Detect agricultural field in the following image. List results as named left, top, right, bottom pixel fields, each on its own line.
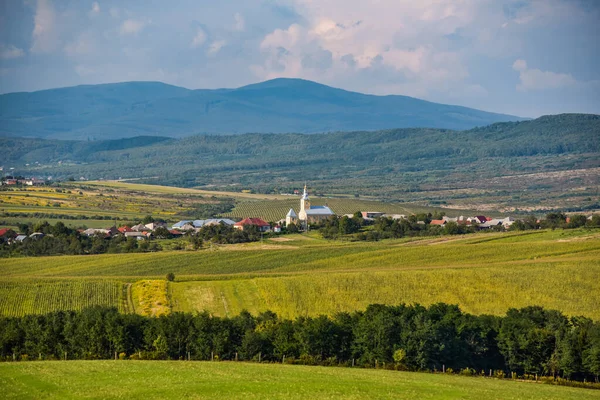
left=0, top=181, right=470, bottom=229
left=1, top=229, right=599, bottom=319
left=0, top=280, right=126, bottom=316
left=224, top=198, right=415, bottom=222
left=85, top=180, right=463, bottom=222
left=0, top=360, right=597, bottom=400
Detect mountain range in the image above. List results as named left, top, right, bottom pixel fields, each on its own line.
left=0, top=78, right=527, bottom=140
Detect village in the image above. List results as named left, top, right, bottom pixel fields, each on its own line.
left=4, top=183, right=585, bottom=249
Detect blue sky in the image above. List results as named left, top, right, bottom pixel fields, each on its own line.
left=0, top=0, right=598, bottom=117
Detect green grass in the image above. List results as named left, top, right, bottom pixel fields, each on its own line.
left=0, top=361, right=597, bottom=400
left=1, top=229, right=600, bottom=319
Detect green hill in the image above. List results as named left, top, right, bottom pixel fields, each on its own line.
left=1, top=114, right=598, bottom=209
left=0, top=78, right=526, bottom=140
left=0, top=361, right=595, bottom=400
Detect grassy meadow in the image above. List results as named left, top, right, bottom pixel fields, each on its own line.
left=0, top=360, right=598, bottom=400
left=1, top=229, right=599, bottom=319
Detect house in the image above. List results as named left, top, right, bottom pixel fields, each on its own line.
left=501, top=217, right=515, bottom=228
left=203, top=218, right=235, bottom=227
left=28, top=232, right=45, bottom=240
left=171, top=220, right=192, bottom=230
left=118, top=226, right=133, bottom=234
left=430, top=219, right=446, bottom=226
left=24, top=178, right=45, bottom=186
left=473, top=216, right=488, bottom=224
left=169, top=230, right=183, bottom=237
left=384, top=214, right=406, bottom=220
left=287, top=185, right=335, bottom=227
left=144, top=222, right=166, bottom=231
left=479, top=219, right=503, bottom=229
left=83, top=228, right=112, bottom=237
left=14, top=234, right=27, bottom=243
left=361, top=211, right=385, bottom=219
left=131, top=224, right=147, bottom=232
left=124, top=231, right=147, bottom=240
left=234, top=218, right=271, bottom=232
left=273, top=225, right=282, bottom=233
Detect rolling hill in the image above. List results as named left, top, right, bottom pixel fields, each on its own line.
left=0, top=78, right=526, bottom=140
left=1, top=114, right=598, bottom=210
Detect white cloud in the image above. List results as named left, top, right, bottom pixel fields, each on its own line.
left=191, top=28, right=207, bottom=48
left=91, top=2, right=100, bottom=14
left=30, top=0, right=58, bottom=53
left=233, top=13, right=245, bottom=31
left=255, top=1, right=476, bottom=97
left=208, top=40, right=226, bottom=55
left=513, top=59, right=577, bottom=91
left=64, top=33, right=93, bottom=57
left=0, top=45, right=25, bottom=59
left=119, top=19, right=147, bottom=36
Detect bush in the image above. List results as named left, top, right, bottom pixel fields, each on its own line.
left=166, top=273, right=175, bottom=282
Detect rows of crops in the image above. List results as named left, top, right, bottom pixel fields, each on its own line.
left=170, top=259, right=600, bottom=320
left=2, top=231, right=599, bottom=279
left=222, top=198, right=416, bottom=222
left=0, top=280, right=125, bottom=317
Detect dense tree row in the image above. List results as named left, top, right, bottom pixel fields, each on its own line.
left=315, top=212, right=600, bottom=241
left=1, top=304, right=599, bottom=382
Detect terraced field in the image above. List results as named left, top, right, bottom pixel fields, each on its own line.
left=1, top=229, right=599, bottom=319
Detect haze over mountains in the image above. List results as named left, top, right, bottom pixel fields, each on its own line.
left=0, top=78, right=527, bottom=140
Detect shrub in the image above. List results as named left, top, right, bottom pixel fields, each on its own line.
left=166, top=272, right=175, bottom=282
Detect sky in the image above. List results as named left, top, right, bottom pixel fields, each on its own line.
left=0, top=0, right=599, bottom=117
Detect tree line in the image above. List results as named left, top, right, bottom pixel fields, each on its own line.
left=1, top=303, right=599, bottom=382
left=314, top=212, right=600, bottom=241
left=0, top=221, right=267, bottom=257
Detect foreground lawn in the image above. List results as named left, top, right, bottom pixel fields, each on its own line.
left=0, top=361, right=597, bottom=400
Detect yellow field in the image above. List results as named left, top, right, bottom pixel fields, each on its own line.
left=1, top=229, right=599, bottom=319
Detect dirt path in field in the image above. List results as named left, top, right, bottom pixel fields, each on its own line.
left=125, top=283, right=135, bottom=314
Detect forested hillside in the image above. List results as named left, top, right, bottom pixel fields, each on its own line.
left=0, top=78, right=525, bottom=139
left=1, top=114, right=599, bottom=210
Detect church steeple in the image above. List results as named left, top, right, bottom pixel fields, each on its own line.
left=300, top=184, right=310, bottom=212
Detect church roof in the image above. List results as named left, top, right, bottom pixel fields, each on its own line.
left=286, top=208, right=297, bottom=217
left=306, top=205, right=334, bottom=215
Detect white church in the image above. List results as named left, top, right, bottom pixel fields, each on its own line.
left=286, top=185, right=335, bottom=227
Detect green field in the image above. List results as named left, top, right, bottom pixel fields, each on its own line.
left=0, top=361, right=597, bottom=400
left=0, top=280, right=126, bottom=316
left=1, top=229, right=599, bottom=319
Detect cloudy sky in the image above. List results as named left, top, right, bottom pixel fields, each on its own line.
left=0, top=0, right=598, bottom=117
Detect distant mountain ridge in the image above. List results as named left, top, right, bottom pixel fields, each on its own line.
left=0, top=79, right=527, bottom=140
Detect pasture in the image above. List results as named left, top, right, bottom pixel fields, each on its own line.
left=0, top=360, right=597, bottom=400
left=1, top=229, right=599, bottom=319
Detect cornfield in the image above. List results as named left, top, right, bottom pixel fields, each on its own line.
left=0, top=280, right=125, bottom=317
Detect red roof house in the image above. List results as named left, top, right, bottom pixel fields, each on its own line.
left=118, top=226, right=133, bottom=233
left=430, top=220, right=446, bottom=226
left=234, top=218, right=271, bottom=232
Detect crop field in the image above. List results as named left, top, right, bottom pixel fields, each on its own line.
left=0, top=360, right=597, bottom=400
left=82, top=180, right=471, bottom=221
left=0, top=280, right=125, bottom=317
left=223, top=198, right=414, bottom=222
left=1, top=229, right=599, bottom=319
